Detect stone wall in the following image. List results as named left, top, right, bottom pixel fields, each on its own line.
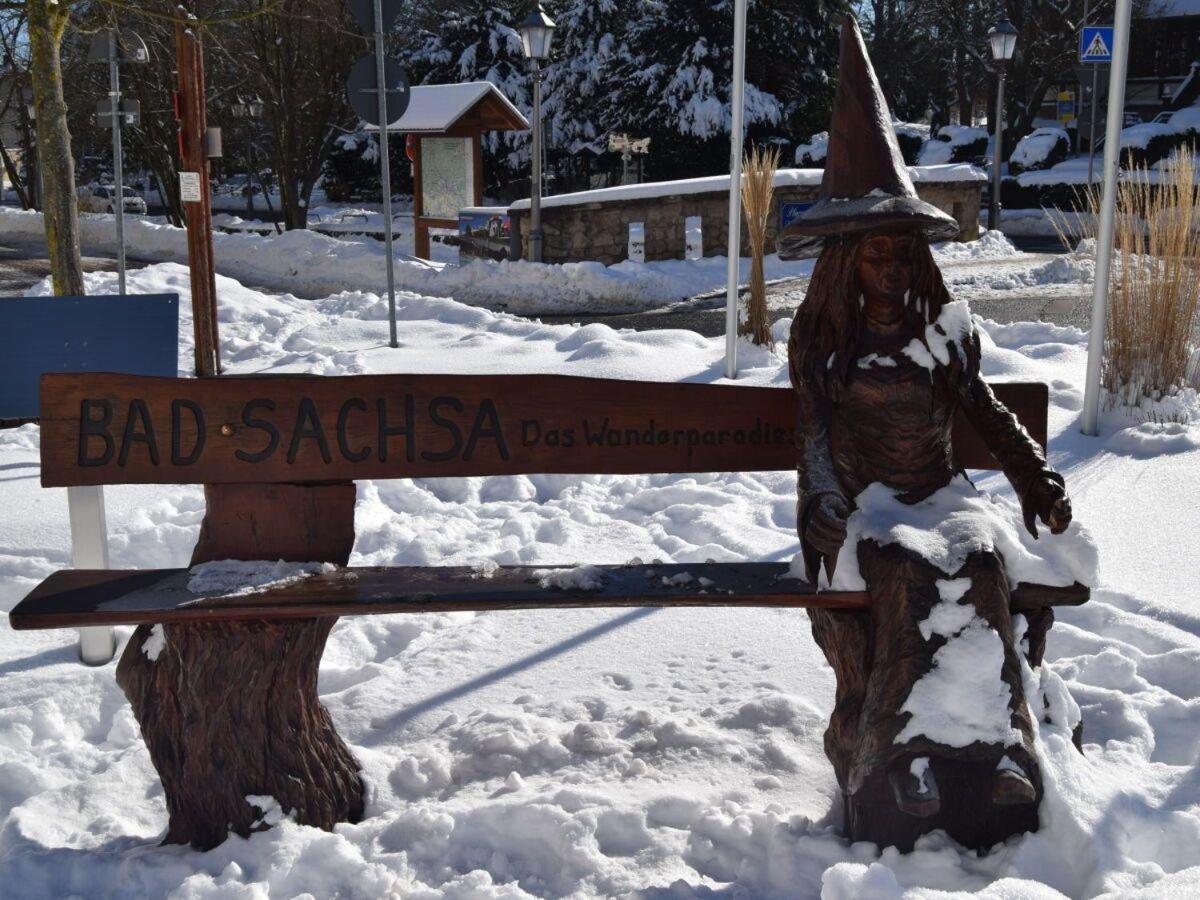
left=509, top=176, right=983, bottom=265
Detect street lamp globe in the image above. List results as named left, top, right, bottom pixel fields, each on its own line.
left=247, top=96, right=265, bottom=119
left=517, top=5, right=557, bottom=62
left=230, top=97, right=247, bottom=119
left=988, top=19, right=1018, bottom=62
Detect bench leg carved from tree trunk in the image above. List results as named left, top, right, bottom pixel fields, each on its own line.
left=115, top=482, right=365, bottom=850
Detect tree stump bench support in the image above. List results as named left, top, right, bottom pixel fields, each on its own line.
left=11, top=372, right=1088, bottom=850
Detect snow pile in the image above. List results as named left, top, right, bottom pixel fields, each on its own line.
left=2, top=207, right=819, bottom=313
left=186, top=560, right=337, bottom=595
left=0, top=264, right=1197, bottom=897
left=930, top=228, right=1019, bottom=262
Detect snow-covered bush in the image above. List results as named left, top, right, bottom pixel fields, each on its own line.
left=917, top=125, right=988, bottom=165
left=1009, top=128, right=1070, bottom=174
left=892, top=121, right=929, bottom=166
left=1119, top=122, right=1188, bottom=168
left=1167, top=105, right=1200, bottom=138
left=794, top=132, right=828, bottom=167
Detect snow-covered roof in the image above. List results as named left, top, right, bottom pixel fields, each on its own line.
left=370, top=82, right=529, bottom=134
left=510, top=165, right=984, bottom=211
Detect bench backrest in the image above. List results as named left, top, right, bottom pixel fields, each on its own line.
left=38, top=372, right=1047, bottom=487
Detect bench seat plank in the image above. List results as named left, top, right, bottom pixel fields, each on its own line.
left=9, top=563, right=1089, bottom=630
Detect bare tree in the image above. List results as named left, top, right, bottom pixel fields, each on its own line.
left=22, top=0, right=84, bottom=295
left=214, top=0, right=361, bottom=229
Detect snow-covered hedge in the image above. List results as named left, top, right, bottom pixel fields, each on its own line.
left=1009, top=128, right=1071, bottom=174
left=1118, top=122, right=1188, bottom=168
left=794, top=122, right=928, bottom=168
left=918, top=126, right=988, bottom=166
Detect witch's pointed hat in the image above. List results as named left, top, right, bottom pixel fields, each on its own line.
left=779, top=15, right=958, bottom=257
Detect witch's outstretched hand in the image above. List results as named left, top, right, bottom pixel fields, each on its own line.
left=1023, top=472, right=1072, bottom=538
left=808, top=493, right=851, bottom=557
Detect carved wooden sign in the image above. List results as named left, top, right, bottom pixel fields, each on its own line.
left=38, top=373, right=1046, bottom=487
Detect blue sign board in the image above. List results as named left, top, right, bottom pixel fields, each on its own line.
left=1080, top=26, right=1114, bottom=64
left=0, top=293, right=179, bottom=419
left=779, top=201, right=814, bottom=232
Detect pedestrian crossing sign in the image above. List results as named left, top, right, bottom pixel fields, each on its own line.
left=1080, top=26, right=1114, bottom=63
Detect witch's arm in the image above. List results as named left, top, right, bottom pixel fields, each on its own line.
left=794, top=379, right=851, bottom=582
left=954, top=331, right=1072, bottom=538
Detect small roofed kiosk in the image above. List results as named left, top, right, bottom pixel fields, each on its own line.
left=372, top=82, right=528, bottom=259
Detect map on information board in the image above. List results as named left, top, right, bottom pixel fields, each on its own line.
left=421, top=137, right=471, bottom=220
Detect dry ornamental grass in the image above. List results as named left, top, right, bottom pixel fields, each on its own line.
left=1049, top=151, right=1200, bottom=409
left=740, top=144, right=780, bottom=347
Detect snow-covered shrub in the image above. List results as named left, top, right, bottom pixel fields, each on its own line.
left=1106, top=152, right=1200, bottom=408
left=1009, top=128, right=1070, bottom=174
left=794, top=132, right=828, bottom=167
left=892, top=121, right=929, bottom=165
left=1167, top=105, right=1200, bottom=139
left=917, top=125, right=988, bottom=165
left=1119, top=123, right=1188, bottom=168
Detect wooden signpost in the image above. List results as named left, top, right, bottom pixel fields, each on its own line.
left=174, top=8, right=220, bottom=377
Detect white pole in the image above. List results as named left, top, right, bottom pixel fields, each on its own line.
left=108, top=30, right=127, bottom=295
left=1081, top=0, right=1132, bottom=436
left=68, top=486, right=116, bottom=666
left=723, top=0, right=748, bottom=380
left=374, top=0, right=398, bottom=349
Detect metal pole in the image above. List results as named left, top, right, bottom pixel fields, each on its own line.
left=531, top=60, right=543, bottom=263
left=1081, top=0, right=1132, bottom=435
left=989, top=66, right=1005, bottom=232
left=724, top=0, right=747, bottom=380
left=1088, top=64, right=1100, bottom=184
left=373, top=0, right=398, bottom=348
left=108, top=30, right=126, bottom=295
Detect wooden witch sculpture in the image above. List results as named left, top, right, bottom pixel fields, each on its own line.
left=780, top=17, right=1076, bottom=852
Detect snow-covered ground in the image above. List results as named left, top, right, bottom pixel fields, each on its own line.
left=0, top=260, right=1197, bottom=897
left=3, top=206, right=1092, bottom=320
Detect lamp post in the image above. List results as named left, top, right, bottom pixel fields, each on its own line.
left=230, top=95, right=264, bottom=214
left=518, top=4, right=556, bottom=263
left=987, top=19, right=1017, bottom=232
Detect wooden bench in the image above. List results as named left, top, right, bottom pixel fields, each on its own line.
left=9, top=371, right=1088, bottom=849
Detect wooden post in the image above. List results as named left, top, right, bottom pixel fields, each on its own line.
left=175, top=8, right=221, bottom=377
left=411, top=135, right=430, bottom=259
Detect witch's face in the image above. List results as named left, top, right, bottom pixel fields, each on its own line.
left=856, top=232, right=916, bottom=306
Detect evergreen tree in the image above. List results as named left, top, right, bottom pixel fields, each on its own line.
left=609, top=0, right=846, bottom=180
left=405, top=4, right=532, bottom=187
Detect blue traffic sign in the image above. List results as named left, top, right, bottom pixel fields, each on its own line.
left=1080, top=26, right=1114, bottom=63
left=0, top=293, right=178, bottom=419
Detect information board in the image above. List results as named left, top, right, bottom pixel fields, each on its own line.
left=420, top=137, right=472, bottom=220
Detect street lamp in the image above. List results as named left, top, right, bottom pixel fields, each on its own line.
left=987, top=18, right=1018, bottom=232
left=518, top=4, right=556, bottom=263
left=230, top=95, right=264, bottom=214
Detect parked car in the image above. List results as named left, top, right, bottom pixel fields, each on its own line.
left=77, top=184, right=147, bottom=215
